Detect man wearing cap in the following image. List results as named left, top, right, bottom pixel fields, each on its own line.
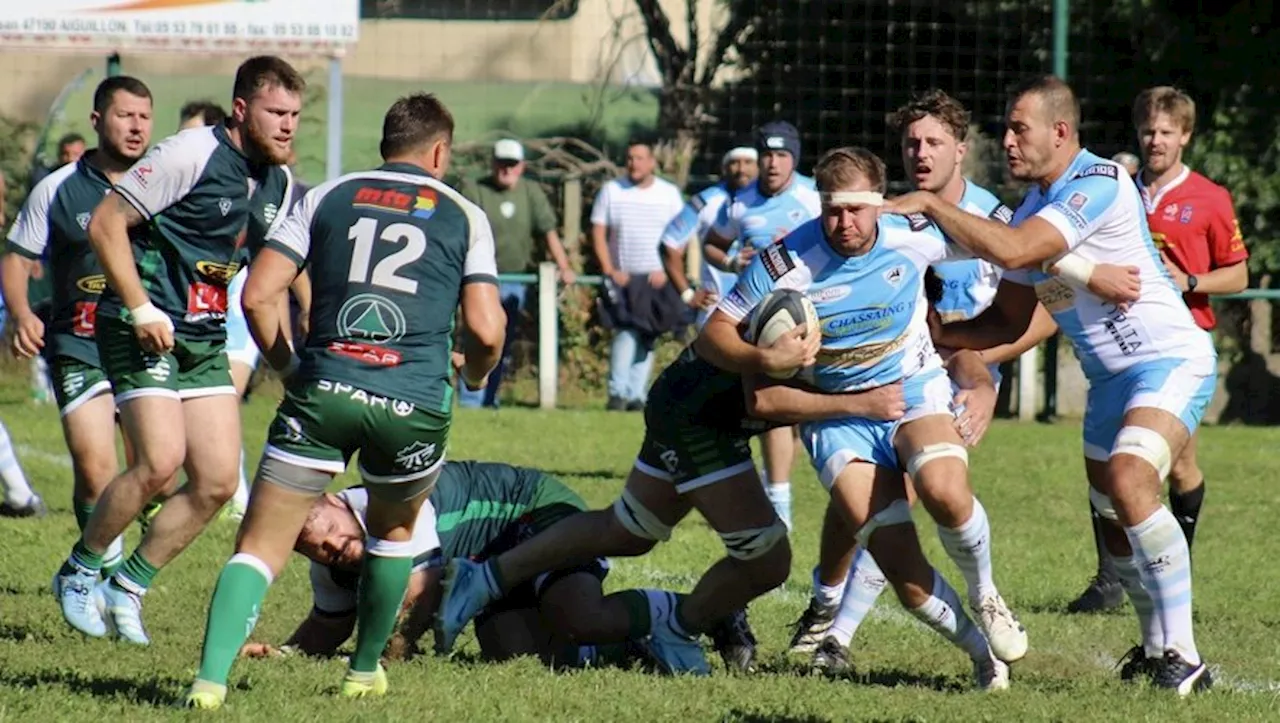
left=459, top=139, right=576, bottom=408
left=659, top=143, right=759, bottom=329
left=703, top=121, right=822, bottom=529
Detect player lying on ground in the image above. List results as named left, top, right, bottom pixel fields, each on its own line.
left=184, top=92, right=506, bottom=709
left=884, top=75, right=1215, bottom=695
left=239, top=461, right=754, bottom=669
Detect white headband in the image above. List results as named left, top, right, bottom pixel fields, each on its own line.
left=821, top=191, right=884, bottom=206
left=722, top=147, right=758, bottom=164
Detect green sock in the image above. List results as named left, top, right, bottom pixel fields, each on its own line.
left=196, top=556, right=272, bottom=686
left=111, top=551, right=159, bottom=594
left=74, top=502, right=94, bottom=532
left=350, top=554, right=413, bottom=673
left=102, top=558, right=123, bottom=579
left=60, top=539, right=103, bottom=576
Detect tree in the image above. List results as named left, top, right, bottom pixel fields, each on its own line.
left=633, top=0, right=761, bottom=186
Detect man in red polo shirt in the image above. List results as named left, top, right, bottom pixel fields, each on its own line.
left=1068, top=85, right=1247, bottom=614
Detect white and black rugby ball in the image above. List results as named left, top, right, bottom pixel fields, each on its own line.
left=747, top=288, right=820, bottom=379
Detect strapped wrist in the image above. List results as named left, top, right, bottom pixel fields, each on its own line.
left=128, top=301, right=173, bottom=329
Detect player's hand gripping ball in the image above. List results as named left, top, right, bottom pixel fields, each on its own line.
left=748, top=288, right=820, bottom=379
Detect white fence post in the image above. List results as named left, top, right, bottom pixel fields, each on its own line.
left=1018, top=346, right=1038, bottom=421
left=537, top=262, right=558, bottom=409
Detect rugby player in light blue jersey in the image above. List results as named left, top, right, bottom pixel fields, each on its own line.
left=790, top=90, right=1057, bottom=673
left=702, top=143, right=1128, bottom=688
left=699, top=147, right=1011, bottom=689
left=703, top=121, right=822, bottom=531
left=660, top=143, right=758, bottom=328
left=886, top=75, right=1211, bottom=696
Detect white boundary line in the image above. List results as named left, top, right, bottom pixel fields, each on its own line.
left=15, top=443, right=71, bottom=469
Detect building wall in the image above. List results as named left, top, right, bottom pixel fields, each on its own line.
left=0, top=0, right=729, bottom=122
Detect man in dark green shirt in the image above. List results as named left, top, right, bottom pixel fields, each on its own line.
left=54, top=57, right=303, bottom=651
left=457, top=139, right=576, bottom=408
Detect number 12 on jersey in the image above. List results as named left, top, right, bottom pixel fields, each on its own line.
left=347, top=217, right=426, bottom=294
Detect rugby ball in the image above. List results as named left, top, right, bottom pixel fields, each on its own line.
left=747, top=288, right=820, bottom=379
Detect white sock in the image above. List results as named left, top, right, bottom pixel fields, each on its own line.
left=1113, top=552, right=1163, bottom=658
left=811, top=566, right=844, bottom=608
left=908, top=570, right=991, bottom=662
left=936, top=497, right=997, bottom=606
left=233, top=448, right=250, bottom=508
left=104, top=535, right=125, bottom=570
left=1125, top=506, right=1199, bottom=665
left=829, top=548, right=888, bottom=646
left=0, top=422, right=34, bottom=506
left=767, top=481, right=791, bottom=504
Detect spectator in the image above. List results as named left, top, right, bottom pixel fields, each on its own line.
left=457, top=139, right=576, bottom=408
left=179, top=100, right=228, bottom=130
left=28, top=133, right=87, bottom=191
left=591, top=138, right=684, bottom=411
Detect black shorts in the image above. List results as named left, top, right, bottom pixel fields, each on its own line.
left=473, top=502, right=610, bottom=627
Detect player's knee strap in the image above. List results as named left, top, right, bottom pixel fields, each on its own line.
left=720, top=519, right=788, bottom=561
left=855, top=498, right=914, bottom=547
left=905, top=442, right=968, bottom=479
left=258, top=455, right=331, bottom=494
left=366, top=537, right=416, bottom=558
left=612, top=488, right=674, bottom=542
left=1088, top=486, right=1118, bottom=522
left=1109, top=426, right=1172, bottom=480
left=364, top=465, right=442, bottom=503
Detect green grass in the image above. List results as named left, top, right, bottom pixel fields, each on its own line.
left=1, top=371, right=1279, bottom=721
left=43, top=74, right=659, bottom=183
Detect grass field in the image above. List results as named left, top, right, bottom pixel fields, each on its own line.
left=43, top=74, right=659, bottom=183
left=1, top=370, right=1280, bottom=721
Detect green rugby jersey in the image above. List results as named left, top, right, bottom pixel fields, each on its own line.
left=100, top=124, right=291, bottom=341
left=267, top=162, right=499, bottom=414
left=5, top=153, right=114, bottom=365
left=651, top=344, right=770, bottom=436
left=430, top=461, right=583, bottom=560
left=309, top=462, right=584, bottom=613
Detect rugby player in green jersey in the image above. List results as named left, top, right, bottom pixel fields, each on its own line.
left=238, top=462, right=752, bottom=670
left=184, top=93, right=506, bottom=708
left=54, top=56, right=303, bottom=646
left=3, top=76, right=155, bottom=572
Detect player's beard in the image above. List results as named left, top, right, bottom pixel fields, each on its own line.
left=99, top=138, right=146, bottom=168
left=245, top=118, right=292, bottom=165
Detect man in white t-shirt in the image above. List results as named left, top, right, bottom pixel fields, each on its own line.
left=590, top=138, right=684, bottom=411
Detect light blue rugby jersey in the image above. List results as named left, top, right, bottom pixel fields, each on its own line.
left=931, top=181, right=1014, bottom=322
left=718, top=213, right=963, bottom=392
left=660, top=181, right=732, bottom=252
left=659, top=181, right=737, bottom=302
left=712, top=175, right=821, bottom=252
left=1002, top=149, right=1213, bottom=379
